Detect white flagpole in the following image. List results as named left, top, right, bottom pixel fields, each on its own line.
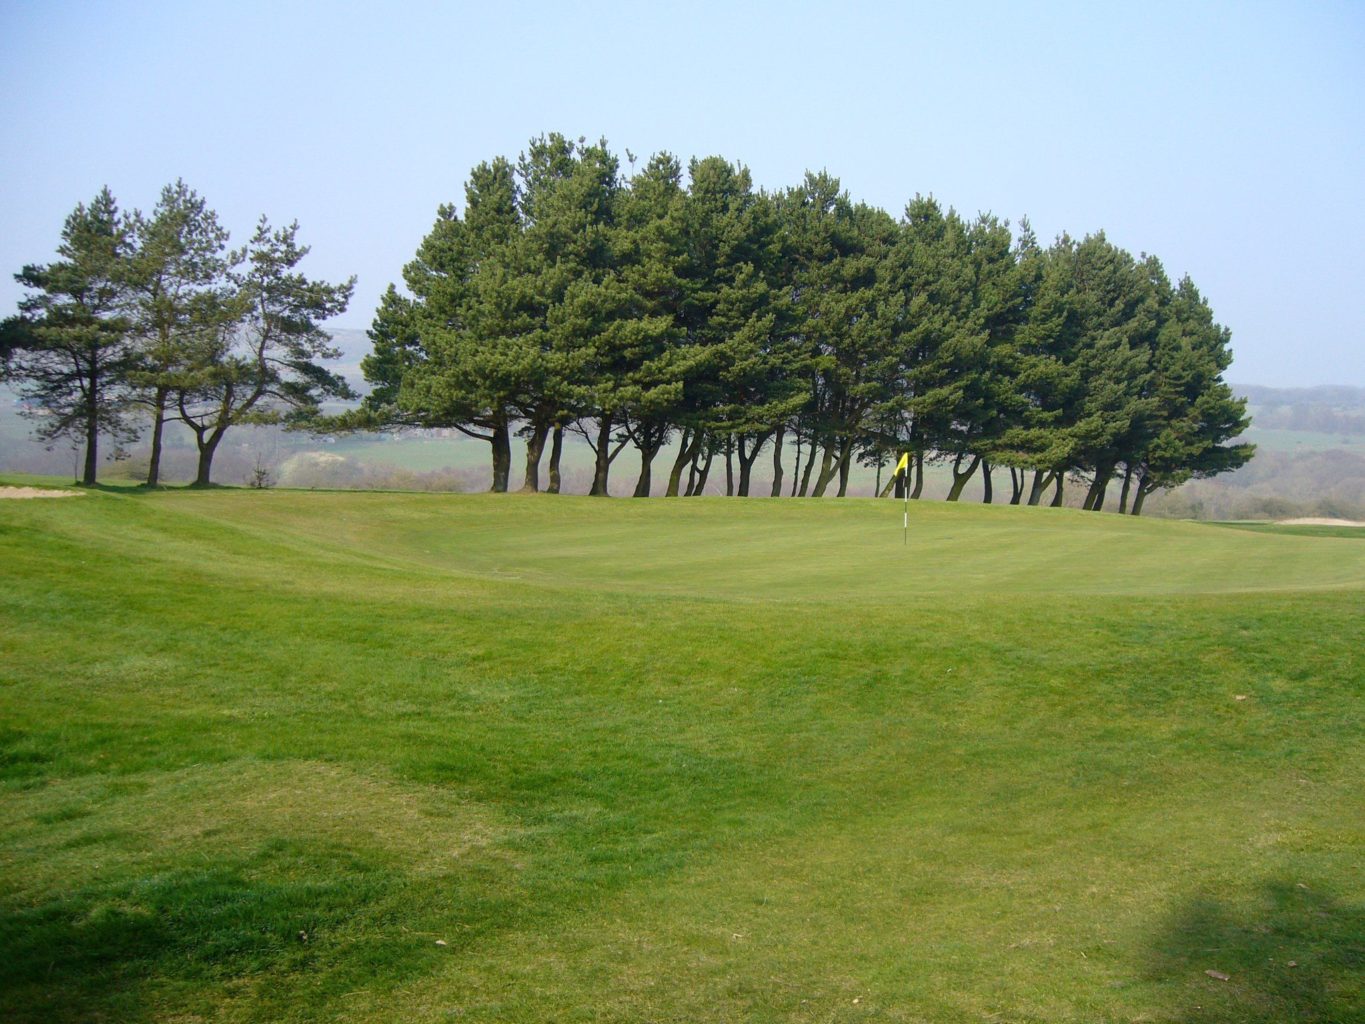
left=903, top=453, right=909, bottom=545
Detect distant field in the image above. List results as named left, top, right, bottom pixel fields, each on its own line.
left=325, top=435, right=496, bottom=472
left=1, top=482, right=1362, bottom=1023
left=1238, top=425, right=1365, bottom=453
left=6, top=379, right=1363, bottom=511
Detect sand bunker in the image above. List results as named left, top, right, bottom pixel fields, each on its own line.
left=0, top=486, right=80, bottom=500
left=1277, top=517, right=1365, bottom=527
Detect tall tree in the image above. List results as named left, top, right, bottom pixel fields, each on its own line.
left=361, top=138, right=594, bottom=493
left=785, top=174, right=900, bottom=497
left=1000, top=233, right=1160, bottom=509
left=126, top=180, right=234, bottom=486
left=522, top=136, right=637, bottom=495
left=175, top=217, right=353, bottom=486
left=5, top=188, right=136, bottom=485
left=399, top=158, right=527, bottom=492
left=1126, top=275, right=1254, bottom=513
left=356, top=208, right=498, bottom=476
left=922, top=212, right=1028, bottom=502
left=892, top=196, right=977, bottom=500
left=677, top=158, right=804, bottom=497
left=1068, top=239, right=1162, bottom=511
left=615, top=152, right=691, bottom=496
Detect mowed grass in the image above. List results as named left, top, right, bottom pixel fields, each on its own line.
left=0, top=484, right=1361, bottom=1023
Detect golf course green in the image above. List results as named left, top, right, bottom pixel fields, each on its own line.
left=1, top=483, right=1360, bottom=1022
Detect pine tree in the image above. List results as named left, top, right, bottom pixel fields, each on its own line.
left=1126, top=275, right=1254, bottom=514
left=5, top=188, right=136, bottom=485
left=126, top=180, right=234, bottom=486
left=175, top=218, right=353, bottom=486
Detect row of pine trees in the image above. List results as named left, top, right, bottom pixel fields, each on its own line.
left=362, top=134, right=1253, bottom=512
left=2, top=184, right=354, bottom=486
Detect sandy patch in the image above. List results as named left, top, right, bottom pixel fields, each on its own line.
left=1277, top=517, right=1365, bottom=527
left=0, top=486, right=80, bottom=499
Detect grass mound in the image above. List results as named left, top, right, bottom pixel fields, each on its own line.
left=2, top=486, right=1361, bottom=1022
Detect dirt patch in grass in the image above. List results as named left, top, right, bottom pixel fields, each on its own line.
left=0, top=486, right=79, bottom=499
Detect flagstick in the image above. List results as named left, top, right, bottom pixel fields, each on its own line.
left=903, top=454, right=910, bottom=545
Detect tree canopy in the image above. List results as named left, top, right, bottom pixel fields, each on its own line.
left=363, top=135, right=1253, bottom=510
left=5, top=186, right=354, bottom=486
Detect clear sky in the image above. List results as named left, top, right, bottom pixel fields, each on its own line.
left=2, top=0, right=1362, bottom=386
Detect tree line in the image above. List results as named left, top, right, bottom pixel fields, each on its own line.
left=357, top=134, right=1253, bottom=512
left=1, top=183, right=353, bottom=486
left=3, top=139, right=1253, bottom=510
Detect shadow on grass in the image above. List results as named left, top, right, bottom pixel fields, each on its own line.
left=1208, top=522, right=1365, bottom=540
left=0, top=838, right=439, bottom=1023
left=1146, top=878, right=1363, bottom=1023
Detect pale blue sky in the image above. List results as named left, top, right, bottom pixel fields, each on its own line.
left=2, top=0, right=1362, bottom=385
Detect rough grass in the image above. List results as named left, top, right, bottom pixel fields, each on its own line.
left=1, top=481, right=1361, bottom=1022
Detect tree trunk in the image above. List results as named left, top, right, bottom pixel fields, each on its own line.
left=798, top=438, right=819, bottom=497
left=81, top=393, right=99, bottom=486
left=1084, top=462, right=1113, bottom=511
left=1027, top=470, right=1051, bottom=506
left=519, top=419, right=551, bottom=493
left=685, top=439, right=705, bottom=495
left=691, top=447, right=714, bottom=495
left=546, top=425, right=564, bottom=494
left=790, top=432, right=803, bottom=497
left=1009, top=467, right=1024, bottom=505
left=981, top=459, right=993, bottom=503
left=770, top=426, right=786, bottom=497
left=589, top=416, right=613, bottom=496
left=146, top=386, right=169, bottom=487
left=1132, top=479, right=1154, bottom=516
left=666, top=428, right=698, bottom=497
left=910, top=451, right=925, bottom=500
left=736, top=436, right=751, bottom=497
left=811, top=440, right=840, bottom=497
left=1050, top=473, right=1064, bottom=507
left=835, top=436, right=854, bottom=497
left=193, top=428, right=226, bottom=487
left=946, top=453, right=981, bottom=501
left=490, top=418, right=511, bottom=493
left=724, top=436, right=734, bottom=496
left=633, top=438, right=661, bottom=497
left=735, top=433, right=769, bottom=497
left=1117, top=464, right=1134, bottom=514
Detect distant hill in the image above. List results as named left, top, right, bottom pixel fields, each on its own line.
left=1233, top=383, right=1365, bottom=410
left=1141, top=382, right=1363, bottom=520
left=326, top=327, right=372, bottom=396
left=1228, top=383, right=1365, bottom=438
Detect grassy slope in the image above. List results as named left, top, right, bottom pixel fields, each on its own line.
left=1, top=485, right=1361, bottom=1023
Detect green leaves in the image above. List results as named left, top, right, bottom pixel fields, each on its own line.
left=7, top=188, right=138, bottom=482
left=362, top=136, right=1253, bottom=504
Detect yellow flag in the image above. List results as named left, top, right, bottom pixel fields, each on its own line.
left=894, top=452, right=909, bottom=476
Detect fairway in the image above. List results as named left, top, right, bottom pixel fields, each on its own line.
left=1, top=486, right=1362, bottom=1022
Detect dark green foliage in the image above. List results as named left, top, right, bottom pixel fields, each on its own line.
left=361, top=136, right=1253, bottom=506
left=7, top=185, right=356, bottom=488
left=125, top=180, right=235, bottom=486
left=174, top=218, right=355, bottom=486
left=5, top=188, right=136, bottom=485
left=1128, top=275, right=1255, bottom=512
